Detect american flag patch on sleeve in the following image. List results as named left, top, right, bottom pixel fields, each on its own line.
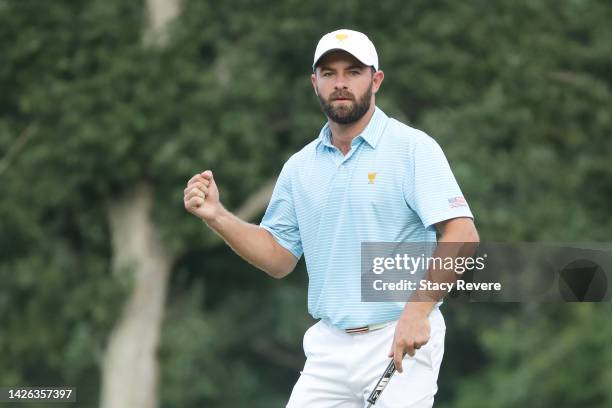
left=448, top=196, right=467, bottom=208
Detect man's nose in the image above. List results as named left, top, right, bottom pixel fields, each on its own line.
left=333, top=74, right=348, bottom=89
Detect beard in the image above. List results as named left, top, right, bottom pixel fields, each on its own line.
left=317, top=82, right=372, bottom=125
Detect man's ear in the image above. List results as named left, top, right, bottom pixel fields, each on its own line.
left=372, top=70, right=385, bottom=94
left=311, top=73, right=318, bottom=95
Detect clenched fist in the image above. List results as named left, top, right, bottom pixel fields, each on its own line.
left=184, top=170, right=221, bottom=223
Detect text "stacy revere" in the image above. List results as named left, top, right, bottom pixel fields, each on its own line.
left=372, top=279, right=502, bottom=292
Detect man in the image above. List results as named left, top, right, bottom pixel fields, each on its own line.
left=184, top=29, right=478, bottom=407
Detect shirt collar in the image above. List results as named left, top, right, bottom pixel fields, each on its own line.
left=316, top=106, right=388, bottom=151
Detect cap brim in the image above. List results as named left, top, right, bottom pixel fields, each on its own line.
left=313, top=48, right=375, bottom=70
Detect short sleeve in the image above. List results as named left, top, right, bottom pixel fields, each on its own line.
left=260, top=161, right=303, bottom=259
left=403, top=136, right=474, bottom=229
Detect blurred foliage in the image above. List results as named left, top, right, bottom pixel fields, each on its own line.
left=1, top=0, right=611, bottom=407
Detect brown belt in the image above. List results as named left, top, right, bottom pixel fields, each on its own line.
left=344, top=320, right=395, bottom=334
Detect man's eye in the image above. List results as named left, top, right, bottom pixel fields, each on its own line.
left=322, top=72, right=333, bottom=77
left=350, top=70, right=361, bottom=75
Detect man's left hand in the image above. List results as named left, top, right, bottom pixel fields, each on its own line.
left=388, top=307, right=431, bottom=373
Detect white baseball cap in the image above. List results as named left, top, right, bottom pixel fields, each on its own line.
left=312, top=29, right=379, bottom=71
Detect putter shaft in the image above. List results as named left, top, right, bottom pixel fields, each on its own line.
left=366, top=360, right=397, bottom=406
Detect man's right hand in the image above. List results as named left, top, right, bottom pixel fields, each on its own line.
left=184, top=170, right=222, bottom=223
left=183, top=169, right=298, bottom=278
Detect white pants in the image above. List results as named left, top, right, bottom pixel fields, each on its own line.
left=287, top=308, right=446, bottom=408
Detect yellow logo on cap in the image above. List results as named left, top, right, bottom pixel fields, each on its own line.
left=368, top=172, right=377, bottom=184
left=335, top=33, right=348, bottom=42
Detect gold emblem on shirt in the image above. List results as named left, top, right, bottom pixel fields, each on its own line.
left=368, top=172, right=377, bottom=184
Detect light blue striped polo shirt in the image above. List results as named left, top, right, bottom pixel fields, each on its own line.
left=260, top=107, right=473, bottom=329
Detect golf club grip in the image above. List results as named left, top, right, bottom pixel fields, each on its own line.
left=366, top=360, right=397, bottom=405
